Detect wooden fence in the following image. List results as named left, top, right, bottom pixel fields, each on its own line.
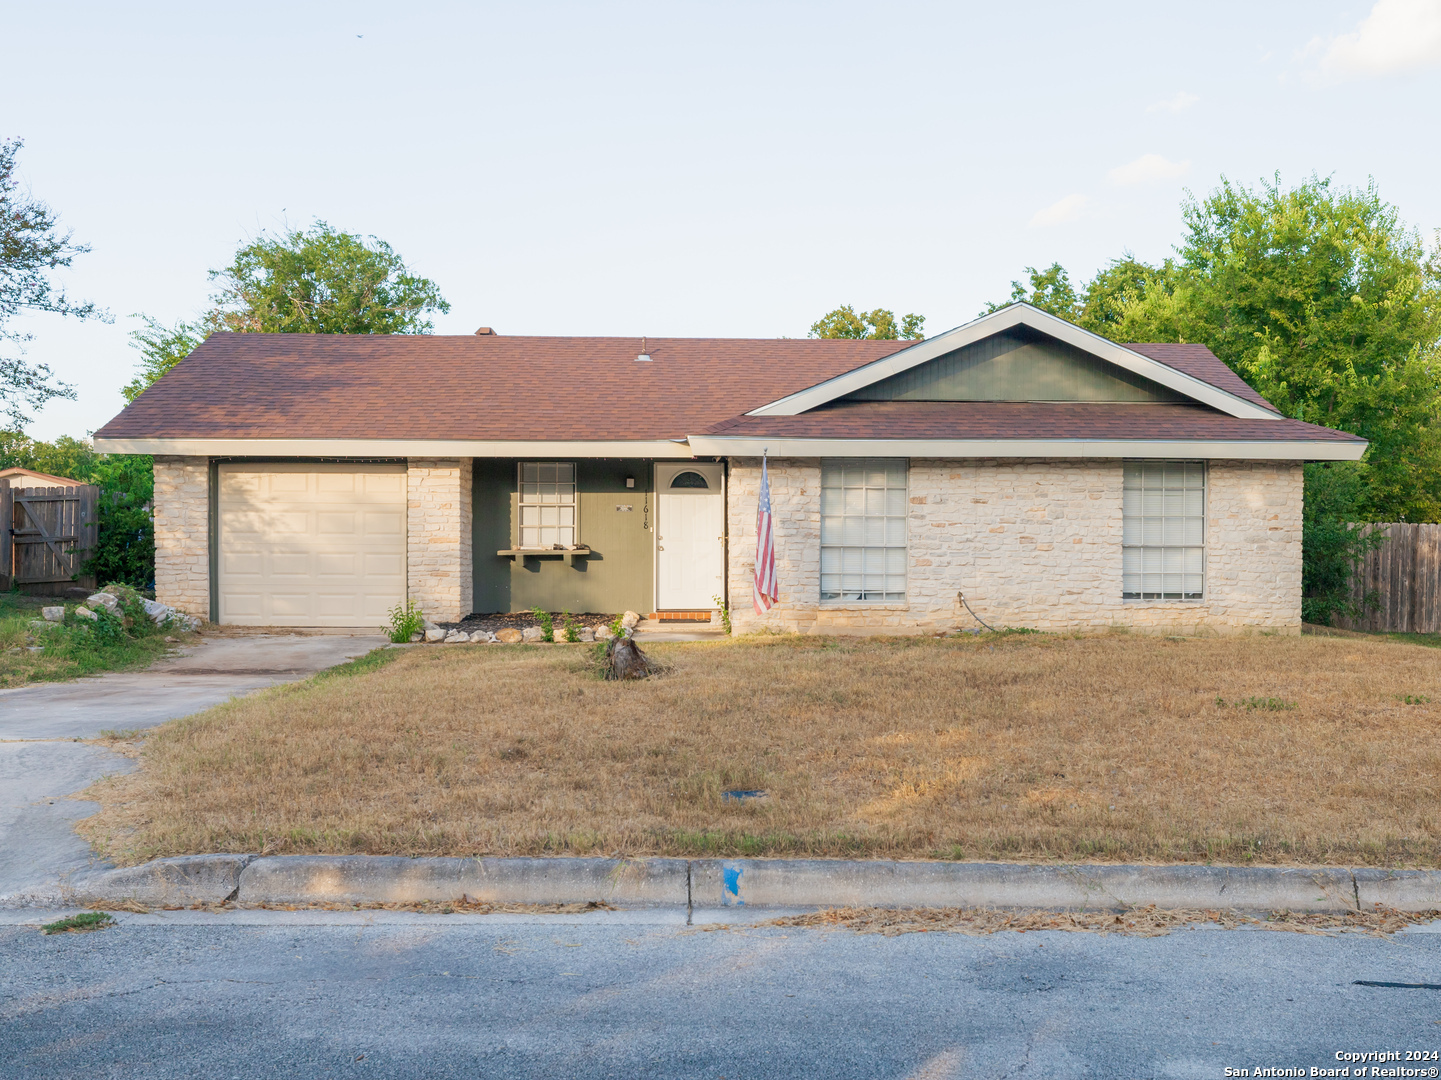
left=1336, top=523, right=1441, bottom=634
left=0, top=479, right=100, bottom=592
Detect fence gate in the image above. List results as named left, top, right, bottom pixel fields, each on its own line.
left=0, top=481, right=100, bottom=591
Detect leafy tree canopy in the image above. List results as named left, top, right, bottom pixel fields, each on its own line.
left=810, top=305, right=925, bottom=341
left=208, top=221, right=449, bottom=335
left=0, top=139, right=107, bottom=425
left=124, top=221, right=451, bottom=403
left=122, top=316, right=205, bottom=404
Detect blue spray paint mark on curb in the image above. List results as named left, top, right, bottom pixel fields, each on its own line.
left=723, top=865, right=743, bottom=905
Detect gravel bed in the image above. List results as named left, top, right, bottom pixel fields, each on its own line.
left=442, top=612, right=620, bottom=633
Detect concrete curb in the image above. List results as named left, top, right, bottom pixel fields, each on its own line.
left=68, top=855, right=256, bottom=907
left=235, top=856, right=689, bottom=906
left=45, top=855, right=1441, bottom=913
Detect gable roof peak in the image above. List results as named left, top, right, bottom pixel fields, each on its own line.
left=744, top=301, right=1280, bottom=421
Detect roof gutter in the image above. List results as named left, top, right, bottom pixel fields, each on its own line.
left=91, top=437, right=697, bottom=458
left=684, top=434, right=1367, bottom=461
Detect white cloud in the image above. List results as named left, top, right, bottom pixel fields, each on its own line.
left=1313, top=0, right=1441, bottom=77
left=1107, top=153, right=1191, bottom=186
left=1146, top=91, right=1200, bottom=114
left=1027, top=193, right=1088, bottom=228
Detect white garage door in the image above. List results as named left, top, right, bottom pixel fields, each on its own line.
left=217, top=463, right=407, bottom=627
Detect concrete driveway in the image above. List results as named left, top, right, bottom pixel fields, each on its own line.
left=0, top=633, right=388, bottom=905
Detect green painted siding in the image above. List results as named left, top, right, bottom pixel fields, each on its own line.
left=845, top=327, right=1186, bottom=403
left=471, top=459, right=658, bottom=615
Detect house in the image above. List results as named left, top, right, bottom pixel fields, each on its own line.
left=0, top=466, right=88, bottom=489
left=91, top=303, right=1366, bottom=635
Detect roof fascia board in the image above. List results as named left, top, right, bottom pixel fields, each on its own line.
left=91, top=438, right=695, bottom=458
left=686, top=434, right=1365, bottom=462
left=745, top=303, right=1278, bottom=421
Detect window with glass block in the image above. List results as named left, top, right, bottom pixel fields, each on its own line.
left=518, top=462, right=576, bottom=547
left=820, top=458, right=908, bottom=602
left=1122, top=461, right=1204, bottom=600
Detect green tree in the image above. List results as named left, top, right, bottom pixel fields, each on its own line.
left=122, top=316, right=205, bottom=403
left=124, top=222, right=450, bottom=401
left=0, top=430, right=101, bottom=480
left=1110, top=176, right=1441, bottom=522
left=810, top=305, right=925, bottom=341
left=0, top=139, right=108, bottom=425
left=207, top=221, right=449, bottom=334
left=982, top=263, right=1080, bottom=322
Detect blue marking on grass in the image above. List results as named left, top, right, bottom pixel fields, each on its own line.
left=722, top=790, right=766, bottom=802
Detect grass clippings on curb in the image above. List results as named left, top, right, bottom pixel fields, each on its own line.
left=761, top=904, right=1441, bottom=938
left=77, top=631, right=1441, bottom=867
left=84, top=898, right=616, bottom=916
left=40, top=912, right=115, bottom=935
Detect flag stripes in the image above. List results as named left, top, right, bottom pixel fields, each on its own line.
left=753, top=455, right=778, bottom=613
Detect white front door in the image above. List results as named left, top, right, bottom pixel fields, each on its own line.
left=656, top=463, right=725, bottom=610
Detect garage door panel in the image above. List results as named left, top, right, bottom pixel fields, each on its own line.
left=316, top=473, right=357, bottom=494
left=364, top=473, right=404, bottom=495
left=222, top=552, right=263, bottom=577
left=270, top=473, right=311, bottom=493
left=271, top=512, right=312, bottom=534
left=224, top=593, right=263, bottom=617
left=317, top=594, right=360, bottom=617
left=316, top=552, right=358, bottom=577
left=269, top=552, right=314, bottom=577
left=218, top=464, right=407, bottom=627
left=361, top=594, right=401, bottom=619
left=268, top=593, right=314, bottom=617
left=364, top=511, right=404, bottom=535
left=365, top=553, right=403, bottom=577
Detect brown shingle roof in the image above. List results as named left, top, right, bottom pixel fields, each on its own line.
left=95, top=333, right=912, bottom=441
left=1125, top=343, right=1280, bottom=413
left=698, top=401, right=1363, bottom=443
left=94, top=331, right=1301, bottom=443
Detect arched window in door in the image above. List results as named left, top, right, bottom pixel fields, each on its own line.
left=669, top=471, right=710, bottom=489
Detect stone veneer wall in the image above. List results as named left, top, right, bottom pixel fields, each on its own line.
left=152, top=455, right=211, bottom=619
left=726, top=457, right=1302, bottom=635
left=407, top=458, right=473, bottom=623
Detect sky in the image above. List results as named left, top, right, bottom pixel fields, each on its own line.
left=4, top=0, right=1441, bottom=441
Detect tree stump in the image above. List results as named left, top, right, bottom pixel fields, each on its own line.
left=605, top=634, right=654, bottom=680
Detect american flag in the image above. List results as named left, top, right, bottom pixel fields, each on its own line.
left=753, top=455, right=778, bottom=613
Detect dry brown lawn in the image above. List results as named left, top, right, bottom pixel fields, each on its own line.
left=77, top=631, right=1441, bottom=868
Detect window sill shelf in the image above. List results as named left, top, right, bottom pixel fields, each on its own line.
left=498, top=547, right=592, bottom=566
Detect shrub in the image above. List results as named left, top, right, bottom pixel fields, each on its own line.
left=561, top=612, right=579, bottom=643
left=531, top=607, right=555, bottom=642
left=386, top=600, right=425, bottom=643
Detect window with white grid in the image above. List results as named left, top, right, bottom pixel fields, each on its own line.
left=1122, top=461, right=1204, bottom=600
left=518, top=462, right=576, bottom=547
left=820, top=459, right=908, bottom=602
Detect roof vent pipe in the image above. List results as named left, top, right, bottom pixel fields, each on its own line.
left=636, top=336, right=651, bottom=362
left=474, top=326, right=495, bottom=335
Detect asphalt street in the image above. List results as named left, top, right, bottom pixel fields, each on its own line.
left=0, top=634, right=387, bottom=903
left=3, top=909, right=1440, bottom=1079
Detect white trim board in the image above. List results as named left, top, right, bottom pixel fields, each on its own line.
left=91, top=438, right=695, bottom=458
left=685, top=435, right=1366, bottom=461
left=744, top=303, right=1281, bottom=421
